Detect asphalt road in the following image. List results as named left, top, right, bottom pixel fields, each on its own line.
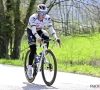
left=0, top=64, right=100, bottom=90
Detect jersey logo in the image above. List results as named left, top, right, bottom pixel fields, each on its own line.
left=32, top=17, right=36, bottom=23
left=48, top=18, right=52, bottom=23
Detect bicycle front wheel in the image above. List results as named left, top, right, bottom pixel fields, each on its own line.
left=41, top=49, right=57, bottom=86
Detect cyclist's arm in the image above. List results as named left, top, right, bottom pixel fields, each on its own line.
left=49, top=26, right=57, bottom=39
left=47, top=15, right=58, bottom=39
left=28, top=16, right=41, bottom=39
left=31, top=26, right=41, bottom=39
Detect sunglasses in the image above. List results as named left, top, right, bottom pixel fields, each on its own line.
left=39, top=12, right=46, bottom=16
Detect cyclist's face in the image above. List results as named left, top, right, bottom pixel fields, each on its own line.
left=38, top=11, right=46, bottom=20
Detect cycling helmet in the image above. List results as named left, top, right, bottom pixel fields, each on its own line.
left=37, top=4, right=47, bottom=12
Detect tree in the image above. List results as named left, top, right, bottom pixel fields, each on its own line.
left=0, top=0, right=37, bottom=59
left=11, top=0, right=37, bottom=59
left=0, top=0, right=12, bottom=58
left=0, top=0, right=5, bottom=58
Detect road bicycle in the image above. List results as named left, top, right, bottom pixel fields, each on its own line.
left=24, top=39, right=57, bottom=86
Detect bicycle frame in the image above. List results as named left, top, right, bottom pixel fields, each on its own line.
left=36, top=41, right=48, bottom=72
left=36, top=39, right=55, bottom=72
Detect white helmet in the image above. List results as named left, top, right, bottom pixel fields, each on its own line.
left=37, top=4, right=47, bottom=12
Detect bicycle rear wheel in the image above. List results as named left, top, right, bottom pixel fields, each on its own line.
left=24, top=50, right=37, bottom=83
left=41, top=49, right=57, bottom=86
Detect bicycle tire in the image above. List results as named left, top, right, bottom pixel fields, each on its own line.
left=41, top=49, right=57, bottom=86
left=24, top=50, right=36, bottom=83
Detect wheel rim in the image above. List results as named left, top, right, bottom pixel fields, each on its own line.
left=43, top=52, right=56, bottom=82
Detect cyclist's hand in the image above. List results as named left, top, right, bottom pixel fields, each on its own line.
left=56, top=38, right=61, bottom=47
left=37, top=38, right=42, bottom=44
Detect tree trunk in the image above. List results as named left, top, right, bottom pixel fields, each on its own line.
left=0, top=37, right=6, bottom=58
left=5, top=0, right=13, bottom=59
left=0, top=0, right=5, bottom=19
left=11, top=0, right=22, bottom=59
left=11, top=0, right=36, bottom=59
left=0, top=0, right=7, bottom=58
left=24, top=0, right=36, bottom=26
left=43, top=0, right=48, bottom=4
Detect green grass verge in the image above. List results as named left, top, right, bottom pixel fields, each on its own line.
left=0, top=59, right=100, bottom=77
left=58, top=64, right=100, bottom=77
left=0, top=59, right=24, bottom=66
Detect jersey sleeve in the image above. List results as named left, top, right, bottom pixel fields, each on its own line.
left=47, top=15, right=53, bottom=27
left=28, top=15, right=36, bottom=27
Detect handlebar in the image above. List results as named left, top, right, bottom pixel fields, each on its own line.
left=37, top=38, right=61, bottom=48
left=36, top=39, right=55, bottom=48
left=42, top=39, right=55, bottom=43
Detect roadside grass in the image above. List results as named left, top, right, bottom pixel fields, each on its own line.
left=0, top=33, right=100, bottom=77
left=0, top=59, right=24, bottom=66
left=52, top=33, right=100, bottom=66
left=58, top=64, right=100, bottom=77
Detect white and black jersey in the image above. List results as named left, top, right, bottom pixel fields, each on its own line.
left=27, top=13, right=57, bottom=45
left=27, top=13, right=52, bottom=29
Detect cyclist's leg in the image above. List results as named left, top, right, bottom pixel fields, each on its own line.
left=38, top=29, right=49, bottom=48
left=27, top=28, right=36, bottom=78
left=29, top=45, right=36, bottom=65
left=27, top=28, right=36, bottom=65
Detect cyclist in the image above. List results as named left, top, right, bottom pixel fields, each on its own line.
left=27, top=4, right=61, bottom=79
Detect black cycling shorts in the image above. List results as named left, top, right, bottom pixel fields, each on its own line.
left=27, top=28, right=49, bottom=45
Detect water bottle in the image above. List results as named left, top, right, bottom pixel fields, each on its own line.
left=36, top=52, right=42, bottom=68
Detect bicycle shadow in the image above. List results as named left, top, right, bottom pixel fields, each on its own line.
left=22, top=82, right=58, bottom=90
